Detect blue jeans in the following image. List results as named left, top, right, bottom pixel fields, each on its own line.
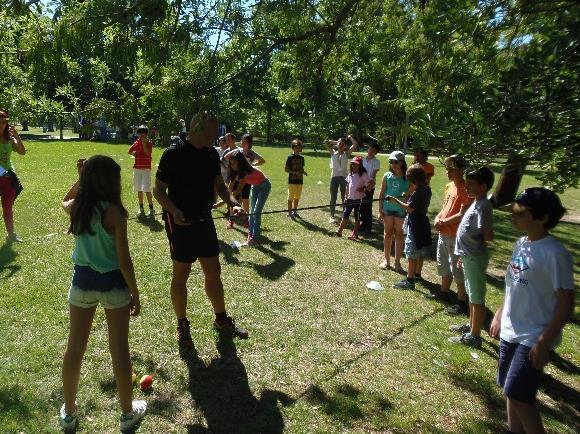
left=249, top=179, right=271, bottom=238
left=329, top=176, right=347, bottom=217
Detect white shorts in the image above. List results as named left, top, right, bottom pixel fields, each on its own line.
left=68, top=285, right=131, bottom=310
left=132, top=168, right=151, bottom=192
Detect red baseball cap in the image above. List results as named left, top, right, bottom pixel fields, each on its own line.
left=351, top=156, right=363, bottom=165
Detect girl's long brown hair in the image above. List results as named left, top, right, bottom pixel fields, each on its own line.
left=69, top=155, right=127, bottom=235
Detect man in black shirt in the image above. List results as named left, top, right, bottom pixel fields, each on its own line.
left=154, top=114, right=248, bottom=347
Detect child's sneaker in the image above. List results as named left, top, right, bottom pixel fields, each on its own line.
left=292, top=211, right=300, bottom=219
left=329, top=216, right=336, bottom=224
left=287, top=212, right=295, bottom=220
left=226, top=219, right=234, bottom=229
left=348, top=232, right=358, bottom=240
left=148, top=208, right=155, bottom=218
left=213, top=316, right=249, bottom=339
left=59, top=403, right=78, bottom=431
left=449, top=323, right=471, bottom=334
left=6, top=233, right=23, bottom=243
left=393, top=279, right=415, bottom=290
left=243, top=236, right=257, bottom=246
left=119, top=400, right=147, bottom=431
left=177, top=318, right=194, bottom=349
left=445, top=302, right=469, bottom=316
left=448, top=332, right=482, bottom=348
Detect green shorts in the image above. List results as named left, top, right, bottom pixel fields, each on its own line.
left=461, top=252, right=490, bottom=305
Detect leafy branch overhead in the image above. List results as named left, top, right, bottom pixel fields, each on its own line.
left=2, top=0, right=579, bottom=190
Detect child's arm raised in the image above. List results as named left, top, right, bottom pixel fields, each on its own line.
left=62, top=159, right=85, bottom=214
left=109, top=205, right=140, bottom=316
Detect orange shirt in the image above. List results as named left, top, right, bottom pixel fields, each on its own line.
left=438, top=181, right=472, bottom=236
left=419, top=162, right=435, bottom=185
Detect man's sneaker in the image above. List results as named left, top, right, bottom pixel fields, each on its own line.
left=449, top=323, right=471, bottom=334
left=177, top=319, right=194, bottom=349
left=226, top=219, right=234, bottom=229
left=119, top=400, right=147, bottom=431
left=448, top=332, right=482, bottom=348
left=213, top=316, right=249, bottom=339
left=59, top=403, right=78, bottom=431
left=393, top=279, right=415, bottom=290
left=446, top=303, right=468, bottom=316
left=6, top=233, right=23, bottom=243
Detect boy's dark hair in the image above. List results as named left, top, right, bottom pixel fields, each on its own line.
left=466, top=166, right=495, bottom=191
left=69, top=155, right=127, bottom=235
left=225, top=132, right=236, bottom=140
left=414, top=147, right=428, bottom=159
left=241, top=133, right=253, bottom=148
left=136, top=124, right=148, bottom=134
left=368, top=141, right=380, bottom=152
left=406, top=163, right=427, bottom=186
left=291, top=139, right=303, bottom=148
left=515, top=187, right=566, bottom=230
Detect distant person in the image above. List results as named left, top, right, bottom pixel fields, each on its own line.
left=335, top=156, right=370, bottom=240
left=285, top=139, right=307, bottom=219
left=60, top=156, right=146, bottom=432
left=377, top=151, right=409, bottom=272
left=128, top=125, right=155, bottom=217
left=227, top=150, right=271, bottom=245
left=326, top=135, right=357, bottom=224
left=359, top=141, right=381, bottom=234
left=430, top=155, right=472, bottom=315
left=490, top=188, right=573, bottom=434
left=0, top=110, right=26, bottom=243
left=388, top=164, right=432, bottom=289
left=153, top=114, right=248, bottom=348
left=413, top=148, right=434, bottom=186
left=449, top=167, right=495, bottom=348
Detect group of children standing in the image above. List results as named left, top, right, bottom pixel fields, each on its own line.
left=52, top=123, right=574, bottom=434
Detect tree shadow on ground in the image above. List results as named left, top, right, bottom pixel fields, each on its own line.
left=0, top=385, right=32, bottom=423
left=219, top=235, right=295, bottom=281
left=305, top=383, right=392, bottom=428
left=449, top=368, right=579, bottom=433
left=0, top=242, right=20, bottom=280
left=131, top=214, right=164, bottom=232
left=180, top=334, right=294, bottom=433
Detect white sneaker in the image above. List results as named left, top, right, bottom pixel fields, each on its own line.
left=6, top=233, right=23, bottom=243
left=59, top=403, right=78, bottom=431
left=329, top=217, right=336, bottom=224
left=119, top=400, right=147, bottom=431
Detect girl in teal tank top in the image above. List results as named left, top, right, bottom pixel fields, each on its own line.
left=378, top=152, right=409, bottom=272
left=60, top=156, right=147, bottom=429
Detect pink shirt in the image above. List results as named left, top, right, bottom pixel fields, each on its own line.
left=346, top=172, right=370, bottom=200
left=241, top=169, right=267, bottom=186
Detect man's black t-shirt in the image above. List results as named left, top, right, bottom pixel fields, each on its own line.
left=156, top=139, right=221, bottom=220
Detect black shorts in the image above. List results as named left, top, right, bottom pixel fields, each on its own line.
left=163, top=212, right=219, bottom=263
left=343, top=198, right=362, bottom=220
left=231, top=181, right=251, bottom=200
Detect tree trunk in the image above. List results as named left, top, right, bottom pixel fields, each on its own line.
left=21, top=120, right=29, bottom=131
left=266, top=99, right=272, bottom=144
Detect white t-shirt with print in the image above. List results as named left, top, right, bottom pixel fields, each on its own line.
left=500, top=235, right=574, bottom=349
left=362, top=157, right=380, bottom=182
left=330, top=151, right=349, bottom=178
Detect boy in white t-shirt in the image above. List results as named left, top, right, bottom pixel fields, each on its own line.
left=490, top=187, right=574, bottom=434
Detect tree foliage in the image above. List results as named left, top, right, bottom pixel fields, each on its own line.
left=1, top=0, right=578, bottom=189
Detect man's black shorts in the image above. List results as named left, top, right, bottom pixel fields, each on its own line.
left=163, top=212, right=219, bottom=263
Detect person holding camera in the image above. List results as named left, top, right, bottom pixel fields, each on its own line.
left=0, top=110, right=26, bottom=243
left=326, top=134, right=357, bottom=224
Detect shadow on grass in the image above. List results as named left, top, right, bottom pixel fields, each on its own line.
left=179, top=334, right=294, bottom=433
left=219, top=235, right=295, bottom=281
left=305, top=383, right=392, bottom=427
left=0, top=385, right=32, bottom=423
left=293, top=215, right=334, bottom=236
left=0, top=242, right=20, bottom=280
left=132, top=214, right=164, bottom=232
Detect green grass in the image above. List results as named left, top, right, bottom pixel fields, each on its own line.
left=0, top=138, right=578, bottom=433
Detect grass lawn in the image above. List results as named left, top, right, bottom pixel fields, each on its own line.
left=0, top=137, right=578, bottom=433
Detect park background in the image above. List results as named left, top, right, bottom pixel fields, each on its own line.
left=1, top=0, right=579, bottom=432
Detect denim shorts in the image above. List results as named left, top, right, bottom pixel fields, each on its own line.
left=404, top=234, right=430, bottom=259
left=383, top=210, right=405, bottom=218
left=497, top=339, right=541, bottom=404
left=69, top=265, right=130, bottom=309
